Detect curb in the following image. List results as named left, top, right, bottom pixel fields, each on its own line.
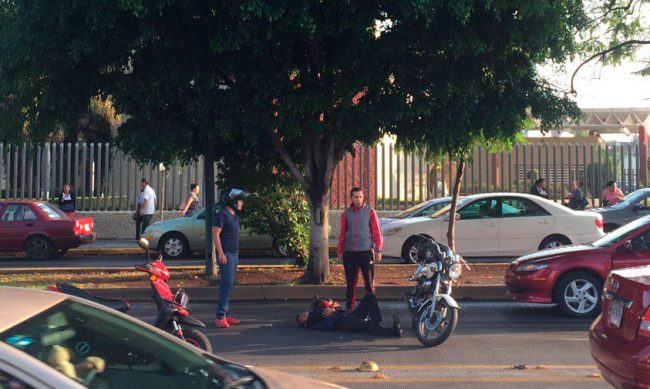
left=85, top=284, right=509, bottom=302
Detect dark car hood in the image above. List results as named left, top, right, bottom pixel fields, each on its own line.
left=514, top=244, right=598, bottom=264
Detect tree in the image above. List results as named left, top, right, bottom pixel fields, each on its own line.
left=1, top=1, right=586, bottom=283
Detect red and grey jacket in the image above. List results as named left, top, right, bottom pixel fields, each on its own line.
left=338, top=204, right=383, bottom=257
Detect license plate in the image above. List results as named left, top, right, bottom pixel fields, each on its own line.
left=609, top=300, right=623, bottom=328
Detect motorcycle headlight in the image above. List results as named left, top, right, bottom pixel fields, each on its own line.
left=383, top=227, right=402, bottom=236
left=516, top=263, right=549, bottom=272
left=449, top=263, right=463, bottom=279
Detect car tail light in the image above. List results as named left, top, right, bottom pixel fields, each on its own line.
left=639, top=306, right=650, bottom=338
left=595, top=218, right=604, bottom=229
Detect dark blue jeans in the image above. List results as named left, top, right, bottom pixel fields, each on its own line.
left=216, top=252, right=239, bottom=319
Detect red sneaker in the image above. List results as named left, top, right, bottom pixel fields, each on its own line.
left=215, top=318, right=230, bottom=328
left=226, top=316, right=241, bottom=325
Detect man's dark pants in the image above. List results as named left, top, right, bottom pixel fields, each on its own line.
left=141, top=214, right=153, bottom=235
left=334, top=294, right=394, bottom=337
left=343, top=250, right=375, bottom=310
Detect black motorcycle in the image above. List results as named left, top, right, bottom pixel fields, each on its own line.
left=404, top=237, right=469, bottom=347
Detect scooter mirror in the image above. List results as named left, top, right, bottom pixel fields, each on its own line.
left=138, top=238, right=150, bottom=251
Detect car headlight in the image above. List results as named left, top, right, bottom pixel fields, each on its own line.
left=449, top=263, right=463, bottom=279
left=383, top=227, right=402, bottom=236
left=516, top=263, right=549, bottom=272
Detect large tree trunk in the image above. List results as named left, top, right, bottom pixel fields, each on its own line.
left=446, top=157, right=466, bottom=252
left=304, top=193, right=331, bottom=284
left=270, top=131, right=345, bottom=284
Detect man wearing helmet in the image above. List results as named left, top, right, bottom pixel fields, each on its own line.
left=212, top=188, right=249, bottom=328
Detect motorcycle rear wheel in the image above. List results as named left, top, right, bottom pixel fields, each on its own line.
left=182, top=328, right=212, bottom=353
left=415, top=300, right=458, bottom=347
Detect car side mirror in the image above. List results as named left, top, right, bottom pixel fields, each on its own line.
left=623, top=240, right=633, bottom=252
left=444, top=213, right=460, bottom=222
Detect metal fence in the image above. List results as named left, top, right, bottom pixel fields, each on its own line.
left=0, top=143, right=205, bottom=211
left=0, top=141, right=645, bottom=211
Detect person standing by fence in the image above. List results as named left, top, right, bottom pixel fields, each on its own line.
left=139, top=178, right=157, bottom=235
left=338, top=187, right=384, bottom=311
left=602, top=180, right=625, bottom=207
left=567, top=180, right=589, bottom=210
left=181, top=183, right=201, bottom=217
left=56, top=183, right=76, bottom=217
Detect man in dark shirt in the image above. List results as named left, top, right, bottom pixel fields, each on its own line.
left=296, top=294, right=402, bottom=337
left=212, top=188, right=249, bottom=328
left=530, top=178, right=549, bottom=199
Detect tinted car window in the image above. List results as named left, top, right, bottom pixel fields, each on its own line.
left=1, top=205, right=23, bottom=222
left=631, top=230, right=650, bottom=251
left=458, top=199, right=499, bottom=220
left=36, top=203, right=67, bottom=219
left=23, top=206, right=37, bottom=221
left=501, top=198, right=550, bottom=217
left=2, top=301, right=238, bottom=389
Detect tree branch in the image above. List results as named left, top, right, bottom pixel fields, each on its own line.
left=268, top=128, right=308, bottom=189
left=570, top=39, right=650, bottom=94
left=586, top=0, right=637, bottom=28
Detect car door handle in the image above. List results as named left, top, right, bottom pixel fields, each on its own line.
left=25, top=223, right=34, bottom=227
left=538, top=220, right=551, bottom=225
left=485, top=222, right=496, bottom=227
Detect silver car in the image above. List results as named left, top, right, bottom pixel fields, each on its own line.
left=0, top=287, right=342, bottom=389
left=589, top=188, right=650, bottom=232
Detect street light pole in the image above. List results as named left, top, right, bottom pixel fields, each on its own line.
left=203, top=143, right=217, bottom=278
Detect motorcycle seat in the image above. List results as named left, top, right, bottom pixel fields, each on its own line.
left=56, top=283, right=131, bottom=312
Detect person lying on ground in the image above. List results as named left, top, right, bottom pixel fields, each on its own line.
left=296, top=294, right=402, bottom=337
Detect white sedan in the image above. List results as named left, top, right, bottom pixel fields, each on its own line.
left=381, top=193, right=605, bottom=263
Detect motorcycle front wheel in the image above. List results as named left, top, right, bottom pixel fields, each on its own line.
left=181, top=328, right=213, bottom=353
left=415, top=300, right=458, bottom=347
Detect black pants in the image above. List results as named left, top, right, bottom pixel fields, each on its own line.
left=343, top=250, right=375, bottom=310
left=141, top=214, right=153, bottom=235
left=334, top=294, right=395, bottom=337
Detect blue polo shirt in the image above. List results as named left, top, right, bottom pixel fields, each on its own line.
left=213, top=208, right=240, bottom=253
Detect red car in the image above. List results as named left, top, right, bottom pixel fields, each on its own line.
left=0, top=200, right=95, bottom=259
left=590, top=265, right=650, bottom=388
left=506, top=215, right=650, bottom=318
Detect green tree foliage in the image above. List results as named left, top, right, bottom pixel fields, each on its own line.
left=1, top=1, right=588, bottom=283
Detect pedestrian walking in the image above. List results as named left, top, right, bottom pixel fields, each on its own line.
left=134, top=187, right=145, bottom=240
left=212, top=188, right=249, bottom=328
left=567, top=180, right=590, bottom=210
left=530, top=178, right=549, bottom=199
left=602, top=180, right=625, bottom=207
left=338, top=187, right=383, bottom=310
left=181, top=183, right=201, bottom=217
left=56, top=183, right=76, bottom=217
left=139, top=178, right=157, bottom=235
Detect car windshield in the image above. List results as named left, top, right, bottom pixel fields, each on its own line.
left=36, top=202, right=67, bottom=219
left=609, top=189, right=650, bottom=210
left=394, top=202, right=431, bottom=218
left=1, top=300, right=249, bottom=388
left=592, top=217, right=650, bottom=247
left=430, top=197, right=472, bottom=218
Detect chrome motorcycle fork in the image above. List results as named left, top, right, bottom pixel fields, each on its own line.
left=427, top=272, right=442, bottom=320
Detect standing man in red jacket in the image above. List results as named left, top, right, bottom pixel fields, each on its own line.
left=338, top=187, right=384, bottom=310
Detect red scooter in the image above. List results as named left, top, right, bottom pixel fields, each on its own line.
left=48, top=238, right=211, bottom=352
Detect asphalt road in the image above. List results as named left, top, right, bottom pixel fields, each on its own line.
left=0, top=254, right=512, bottom=269
left=129, top=301, right=607, bottom=389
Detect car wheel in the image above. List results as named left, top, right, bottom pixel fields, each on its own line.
left=603, top=224, right=619, bottom=233
left=52, top=248, right=69, bottom=258
left=554, top=271, right=602, bottom=318
left=160, top=233, right=189, bottom=259
left=25, top=236, right=52, bottom=260
left=273, top=238, right=289, bottom=257
left=401, top=236, right=425, bottom=264
left=538, top=235, right=571, bottom=250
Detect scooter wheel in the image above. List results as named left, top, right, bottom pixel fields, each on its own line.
left=182, top=328, right=212, bottom=353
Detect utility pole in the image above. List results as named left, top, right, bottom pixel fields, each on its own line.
left=203, top=143, right=218, bottom=278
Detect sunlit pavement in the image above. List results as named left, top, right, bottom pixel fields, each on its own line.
left=130, top=301, right=607, bottom=389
